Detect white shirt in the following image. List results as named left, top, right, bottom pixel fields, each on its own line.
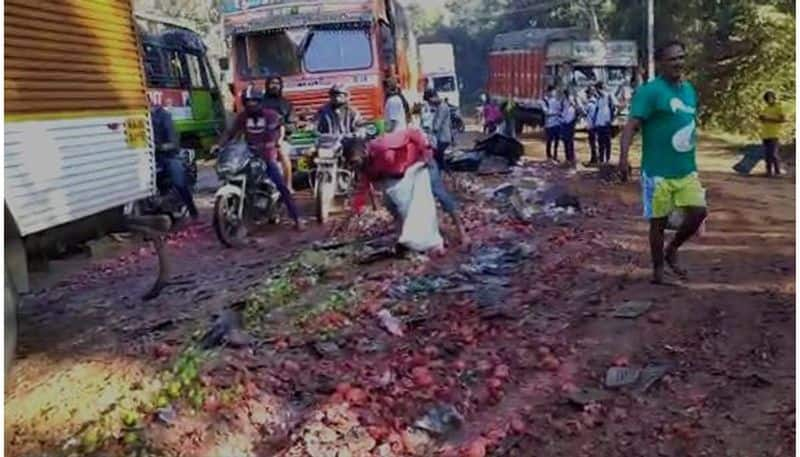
left=385, top=95, right=407, bottom=132
left=584, top=97, right=598, bottom=129
left=561, top=100, right=576, bottom=124
left=543, top=94, right=562, bottom=128
left=594, top=92, right=616, bottom=127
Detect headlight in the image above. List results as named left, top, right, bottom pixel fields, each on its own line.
left=365, top=124, right=378, bottom=136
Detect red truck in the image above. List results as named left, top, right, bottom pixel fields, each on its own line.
left=487, top=27, right=639, bottom=132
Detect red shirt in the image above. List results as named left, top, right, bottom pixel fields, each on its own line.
left=231, top=108, right=281, bottom=160
left=352, top=128, right=432, bottom=213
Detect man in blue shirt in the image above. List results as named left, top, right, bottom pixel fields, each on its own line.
left=151, top=103, right=198, bottom=219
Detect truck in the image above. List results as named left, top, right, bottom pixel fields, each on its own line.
left=135, top=11, right=227, bottom=155
left=220, top=0, right=421, bottom=157
left=5, top=0, right=155, bottom=293
left=420, top=43, right=461, bottom=109
left=487, top=28, right=639, bottom=131
left=5, top=0, right=155, bottom=370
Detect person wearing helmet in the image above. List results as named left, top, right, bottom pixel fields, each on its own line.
left=316, top=84, right=362, bottom=136
left=263, top=75, right=296, bottom=192
left=214, top=85, right=302, bottom=230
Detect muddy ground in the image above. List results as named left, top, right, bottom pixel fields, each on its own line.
left=5, top=129, right=795, bottom=457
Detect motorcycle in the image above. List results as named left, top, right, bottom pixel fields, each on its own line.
left=312, top=133, right=366, bottom=224
left=127, top=148, right=197, bottom=223
left=212, top=142, right=283, bottom=247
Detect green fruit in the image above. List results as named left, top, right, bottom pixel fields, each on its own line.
left=156, top=395, right=169, bottom=408
left=81, top=428, right=99, bottom=450
left=122, top=410, right=139, bottom=427
left=167, top=381, right=182, bottom=398
left=123, top=431, right=139, bottom=445
left=190, top=391, right=204, bottom=409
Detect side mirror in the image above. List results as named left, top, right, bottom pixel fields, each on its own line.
left=218, top=57, right=229, bottom=71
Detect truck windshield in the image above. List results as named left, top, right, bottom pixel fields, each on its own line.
left=433, top=76, right=456, bottom=92
left=303, top=29, right=372, bottom=73
left=235, top=32, right=301, bottom=78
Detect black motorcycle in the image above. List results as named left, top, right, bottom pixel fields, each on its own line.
left=212, top=142, right=283, bottom=247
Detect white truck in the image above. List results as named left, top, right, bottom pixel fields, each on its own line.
left=5, top=0, right=155, bottom=295
left=420, top=43, right=461, bottom=109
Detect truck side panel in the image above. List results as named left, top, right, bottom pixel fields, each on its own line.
left=487, top=49, right=545, bottom=104
left=5, top=0, right=154, bottom=237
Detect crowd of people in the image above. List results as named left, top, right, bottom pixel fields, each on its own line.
left=479, top=80, right=620, bottom=168
left=201, top=75, right=466, bottom=252
left=153, top=44, right=788, bottom=272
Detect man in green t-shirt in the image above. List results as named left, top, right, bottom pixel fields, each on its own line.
left=619, top=40, right=708, bottom=285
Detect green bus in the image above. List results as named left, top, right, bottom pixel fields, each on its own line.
left=135, top=12, right=225, bottom=154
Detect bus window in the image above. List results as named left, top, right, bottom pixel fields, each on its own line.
left=185, top=54, right=209, bottom=89
left=166, top=50, right=189, bottom=88
left=304, top=29, right=372, bottom=73
left=143, top=44, right=175, bottom=88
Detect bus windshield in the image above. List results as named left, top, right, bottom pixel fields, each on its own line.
left=303, top=29, right=372, bottom=73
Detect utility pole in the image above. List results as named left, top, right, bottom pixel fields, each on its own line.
left=647, top=0, right=655, bottom=80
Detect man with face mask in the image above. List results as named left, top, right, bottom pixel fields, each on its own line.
left=214, top=86, right=302, bottom=230
left=316, top=84, right=362, bottom=136
left=263, top=75, right=295, bottom=192
left=619, top=40, right=706, bottom=285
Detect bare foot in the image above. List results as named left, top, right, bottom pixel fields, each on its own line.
left=665, top=246, right=688, bottom=279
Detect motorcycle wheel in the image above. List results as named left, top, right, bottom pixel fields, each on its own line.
left=213, top=194, right=247, bottom=248
left=315, top=174, right=335, bottom=224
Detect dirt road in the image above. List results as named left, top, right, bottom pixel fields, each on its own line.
left=5, top=131, right=795, bottom=457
